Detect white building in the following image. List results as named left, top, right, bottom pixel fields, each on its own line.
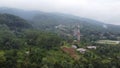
left=76, top=48, right=87, bottom=54
left=87, top=46, right=97, bottom=49
left=71, top=45, right=77, bottom=49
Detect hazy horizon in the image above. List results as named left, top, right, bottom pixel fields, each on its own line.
left=0, top=0, right=120, bottom=25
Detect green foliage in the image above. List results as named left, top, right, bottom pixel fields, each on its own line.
left=0, top=12, right=120, bottom=68
left=23, top=30, right=62, bottom=50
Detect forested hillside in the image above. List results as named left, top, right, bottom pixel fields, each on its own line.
left=0, top=14, right=65, bottom=68
left=0, top=7, right=120, bottom=41
left=0, top=7, right=120, bottom=33
left=0, top=13, right=32, bottom=31
left=0, top=8, right=120, bottom=68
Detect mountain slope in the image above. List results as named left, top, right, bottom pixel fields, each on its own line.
left=0, top=7, right=41, bottom=20
left=0, top=7, right=120, bottom=41
left=0, top=7, right=118, bottom=31
left=0, top=13, right=32, bottom=31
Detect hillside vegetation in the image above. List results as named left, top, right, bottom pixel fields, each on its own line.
left=0, top=8, right=120, bottom=41
left=0, top=8, right=120, bottom=68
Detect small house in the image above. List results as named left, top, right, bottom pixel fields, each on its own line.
left=87, top=46, right=97, bottom=49
left=71, top=45, right=77, bottom=49
left=76, top=48, right=87, bottom=54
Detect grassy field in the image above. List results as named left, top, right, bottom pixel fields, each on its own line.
left=96, top=40, right=120, bottom=45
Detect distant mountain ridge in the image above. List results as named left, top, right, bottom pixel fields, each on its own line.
left=0, top=13, right=32, bottom=31
left=0, top=7, right=120, bottom=37
left=0, top=7, right=105, bottom=25
left=0, top=7, right=42, bottom=20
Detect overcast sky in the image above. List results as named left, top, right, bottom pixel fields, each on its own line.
left=0, top=0, right=120, bottom=25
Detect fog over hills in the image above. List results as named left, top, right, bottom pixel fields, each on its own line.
left=0, top=0, right=120, bottom=25
left=0, top=7, right=120, bottom=35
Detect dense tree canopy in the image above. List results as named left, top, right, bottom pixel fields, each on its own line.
left=0, top=13, right=120, bottom=68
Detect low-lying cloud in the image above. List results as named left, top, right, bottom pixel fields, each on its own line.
left=0, top=0, right=120, bottom=25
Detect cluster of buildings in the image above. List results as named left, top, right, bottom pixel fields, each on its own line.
left=56, top=24, right=98, bottom=54
left=55, top=24, right=81, bottom=42
left=72, top=45, right=97, bottom=54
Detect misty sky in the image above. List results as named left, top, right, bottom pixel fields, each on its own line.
left=0, top=0, right=120, bottom=25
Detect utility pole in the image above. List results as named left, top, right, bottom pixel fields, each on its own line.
left=73, top=24, right=80, bottom=42
left=77, top=25, right=80, bottom=42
